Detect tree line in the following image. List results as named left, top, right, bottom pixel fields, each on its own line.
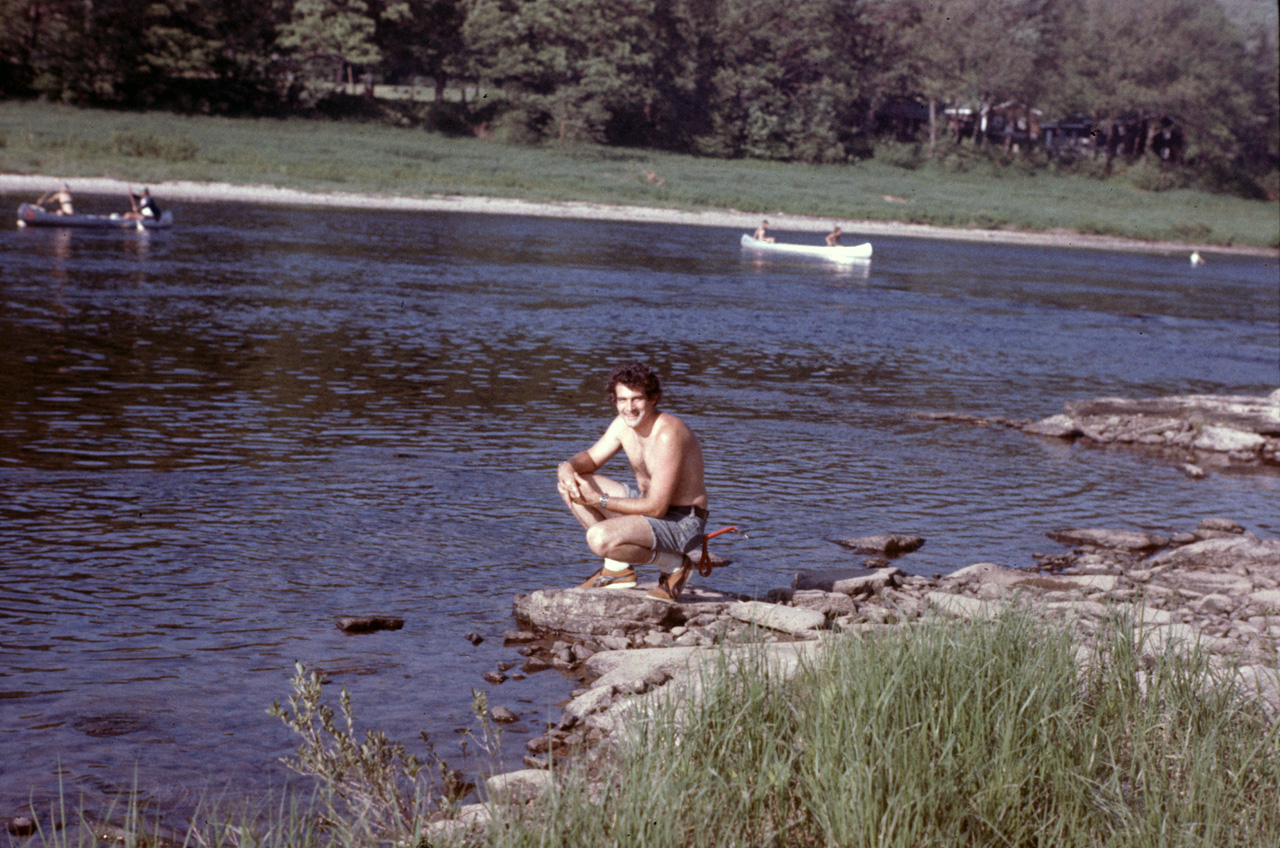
left=1, top=0, right=1276, bottom=194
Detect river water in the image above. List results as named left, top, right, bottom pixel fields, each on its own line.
left=1, top=194, right=1277, bottom=827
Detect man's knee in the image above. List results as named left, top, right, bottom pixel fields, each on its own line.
left=584, top=523, right=611, bottom=556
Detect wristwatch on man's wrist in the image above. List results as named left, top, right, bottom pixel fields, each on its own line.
left=598, top=493, right=610, bottom=509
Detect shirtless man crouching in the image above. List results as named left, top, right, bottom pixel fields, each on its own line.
left=557, top=362, right=708, bottom=602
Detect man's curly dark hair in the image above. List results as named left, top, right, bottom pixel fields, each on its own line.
left=605, top=362, right=661, bottom=403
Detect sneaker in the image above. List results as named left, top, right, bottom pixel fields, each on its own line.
left=577, top=566, right=638, bottom=590
left=646, top=558, right=693, bottom=602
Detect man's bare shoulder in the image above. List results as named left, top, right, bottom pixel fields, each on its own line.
left=651, top=410, right=697, bottom=441
left=601, top=414, right=629, bottom=440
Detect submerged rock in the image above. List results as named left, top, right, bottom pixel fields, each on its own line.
left=1047, top=528, right=1168, bottom=551
left=793, top=567, right=902, bottom=596
left=830, top=533, right=925, bottom=556
left=6, top=817, right=35, bottom=837
left=1022, top=414, right=1080, bottom=437
left=336, top=616, right=404, bottom=634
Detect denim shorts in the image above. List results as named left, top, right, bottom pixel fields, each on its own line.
left=624, top=484, right=707, bottom=555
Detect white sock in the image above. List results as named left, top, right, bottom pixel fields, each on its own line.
left=647, top=550, right=686, bottom=575
left=603, top=558, right=631, bottom=573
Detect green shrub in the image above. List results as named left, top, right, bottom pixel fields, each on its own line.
left=1117, top=156, right=1192, bottom=192
left=874, top=140, right=925, bottom=170
left=267, top=661, right=449, bottom=845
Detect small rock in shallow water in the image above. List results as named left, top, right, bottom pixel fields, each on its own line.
left=503, top=630, right=538, bottom=643
left=6, top=817, right=36, bottom=837
left=336, top=616, right=404, bottom=634
left=490, top=706, right=519, bottom=723
left=831, top=534, right=925, bottom=556
left=1198, top=517, right=1244, bottom=534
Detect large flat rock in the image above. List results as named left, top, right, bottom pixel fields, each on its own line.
left=513, top=586, right=739, bottom=635
left=727, top=601, right=826, bottom=636
left=924, top=592, right=1004, bottom=620
left=513, top=587, right=678, bottom=635
left=585, top=645, right=704, bottom=689
left=1145, top=536, right=1280, bottom=572
left=1064, top=393, right=1280, bottom=437
left=583, top=641, right=826, bottom=738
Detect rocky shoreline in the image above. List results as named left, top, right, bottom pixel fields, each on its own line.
left=429, top=390, right=1280, bottom=841
left=428, top=515, right=1280, bottom=840
left=919, top=390, right=1280, bottom=476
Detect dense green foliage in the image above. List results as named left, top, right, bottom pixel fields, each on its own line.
left=0, top=0, right=1276, bottom=194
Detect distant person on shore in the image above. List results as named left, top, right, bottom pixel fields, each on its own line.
left=36, top=183, right=74, bottom=216
left=753, top=219, right=775, bottom=242
left=556, top=362, right=709, bottom=603
left=825, top=224, right=843, bottom=246
left=124, top=188, right=161, bottom=221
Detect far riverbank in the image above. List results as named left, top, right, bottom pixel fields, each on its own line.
left=5, top=172, right=1275, bottom=260
left=3, top=102, right=1276, bottom=252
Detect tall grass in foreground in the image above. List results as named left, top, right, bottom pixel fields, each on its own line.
left=8, top=613, right=1277, bottom=847
left=1, top=101, right=1276, bottom=247
left=473, top=612, right=1280, bottom=848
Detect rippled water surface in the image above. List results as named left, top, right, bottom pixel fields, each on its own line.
left=1, top=194, right=1277, bottom=824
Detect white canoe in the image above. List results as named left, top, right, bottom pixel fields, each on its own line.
left=741, top=233, right=872, bottom=261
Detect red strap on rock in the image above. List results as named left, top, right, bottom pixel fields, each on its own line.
left=697, top=526, right=739, bottom=576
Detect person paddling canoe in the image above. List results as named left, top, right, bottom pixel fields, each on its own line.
left=124, top=187, right=161, bottom=221
left=36, top=183, right=74, bottom=216
left=557, top=362, right=709, bottom=602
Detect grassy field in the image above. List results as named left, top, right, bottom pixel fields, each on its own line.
left=1, top=100, right=1277, bottom=248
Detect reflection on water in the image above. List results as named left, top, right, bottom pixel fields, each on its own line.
left=741, top=251, right=872, bottom=280
left=1, top=196, right=1277, bottom=826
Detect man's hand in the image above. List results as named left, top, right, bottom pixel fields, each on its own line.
left=559, top=470, right=605, bottom=508
left=557, top=474, right=580, bottom=503
left=558, top=466, right=596, bottom=506
left=557, top=462, right=581, bottom=500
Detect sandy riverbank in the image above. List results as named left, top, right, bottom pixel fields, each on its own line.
left=4, top=172, right=1276, bottom=259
